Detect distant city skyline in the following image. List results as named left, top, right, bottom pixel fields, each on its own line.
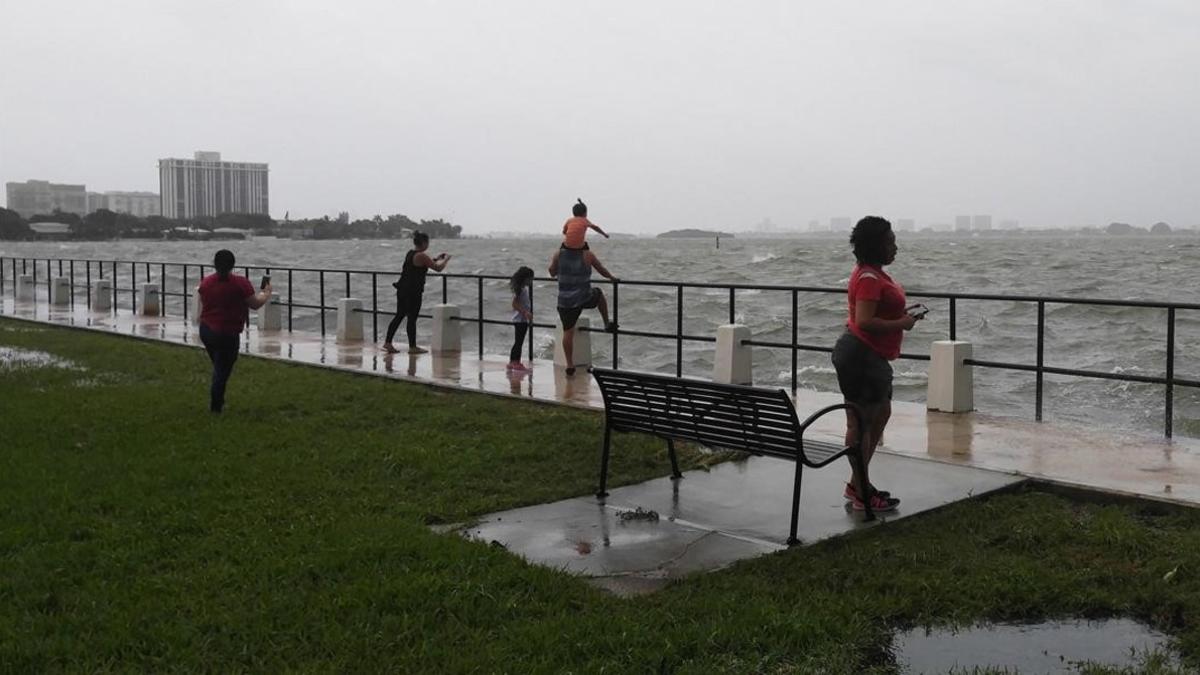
left=2, top=2, right=1199, bottom=233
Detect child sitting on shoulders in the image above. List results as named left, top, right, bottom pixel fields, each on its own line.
left=561, top=198, right=609, bottom=250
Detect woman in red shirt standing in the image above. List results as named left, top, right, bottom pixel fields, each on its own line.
left=831, top=217, right=924, bottom=512
left=198, top=249, right=273, bottom=413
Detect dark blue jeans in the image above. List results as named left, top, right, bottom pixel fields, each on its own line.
left=199, top=323, right=240, bottom=412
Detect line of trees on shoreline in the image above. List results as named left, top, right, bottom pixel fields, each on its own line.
left=0, top=208, right=463, bottom=241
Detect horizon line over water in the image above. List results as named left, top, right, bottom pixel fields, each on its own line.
left=3, top=235, right=1199, bottom=439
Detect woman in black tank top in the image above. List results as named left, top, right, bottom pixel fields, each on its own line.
left=383, top=232, right=451, bottom=353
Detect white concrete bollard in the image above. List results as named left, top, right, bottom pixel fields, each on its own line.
left=431, top=304, right=462, bottom=353
left=258, top=293, right=282, bottom=332
left=713, top=324, right=753, bottom=385
left=190, top=288, right=201, bottom=326
left=50, top=277, right=71, bottom=306
left=337, top=298, right=364, bottom=343
left=140, top=283, right=160, bottom=316
left=91, top=279, right=112, bottom=311
left=554, top=316, right=591, bottom=367
left=16, top=274, right=34, bottom=302
left=927, top=340, right=974, bottom=413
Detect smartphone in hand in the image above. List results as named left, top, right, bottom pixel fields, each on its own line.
left=907, top=303, right=930, bottom=319
left=260, top=275, right=271, bottom=290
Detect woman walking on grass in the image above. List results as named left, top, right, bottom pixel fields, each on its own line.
left=197, top=249, right=273, bottom=413
left=507, top=266, right=535, bottom=372
left=831, top=216, right=925, bottom=512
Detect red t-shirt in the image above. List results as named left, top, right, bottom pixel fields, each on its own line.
left=846, top=264, right=907, bottom=360
left=199, top=273, right=255, bottom=335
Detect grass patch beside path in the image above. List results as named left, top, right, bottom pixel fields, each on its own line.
left=3, top=318, right=1200, bottom=673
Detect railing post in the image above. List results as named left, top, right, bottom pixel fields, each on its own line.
left=160, top=263, right=166, bottom=315
left=46, top=259, right=51, bottom=303
left=69, top=260, right=75, bottom=309
left=790, top=289, right=798, bottom=391
left=528, top=284, right=535, bottom=362
left=287, top=269, right=293, bottom=332
left=612, top=280, right=619, bottom=368
left=131, top=261, right=137, bottom=313
left=1166, top=307, right=1175, bottom=438
left=182, top=265, right=188, bottom=321
left=371, top=272, right=379, bottom=342
left=1, top=257, right=5, bottom=297
left=111, top=261, right=117, bottom=309
left=344, top=271, right=350, bottom=299
left=676, top=284, right=684, bottom=377
left=728, top=287, right=735, bottom=324
left=949, top=297, right=957, bottom=341
left=442, top=275, right=448, bottom=304
left=1035, top=300, right=1044, bottom=422
left=85, top=261, right=91, bottom=309
left=319, top=271, right=326, bottom=336
left=477, top=276, right=484, bottom=360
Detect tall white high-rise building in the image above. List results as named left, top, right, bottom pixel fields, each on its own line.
left=954, top=215, right=972, bottom=232
left=158, top=151, right=269, bottom=219
left=973, top=214, right=992, bottom=231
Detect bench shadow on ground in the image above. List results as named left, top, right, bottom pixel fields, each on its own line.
left=460, top=453, right=1023, bottom=596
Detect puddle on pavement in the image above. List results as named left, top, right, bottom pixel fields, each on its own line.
left=0, top=346, right=82, bottom=371
left=892, top=618, right=1179, bottom=673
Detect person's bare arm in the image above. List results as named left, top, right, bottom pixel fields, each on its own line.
left=588, top=221, right=610, bottom=239
left=245, top=283, right=273, bottom=310
left=587, top=252, right=617, bottom=281
left=416, top=251, right=451, bottom=272
left=854, top=299, right=918, bottom=333
left=548, top=250, right=561, bottom=278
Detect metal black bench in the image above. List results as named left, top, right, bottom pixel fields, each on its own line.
left=590, top=367, right=871, bottom=545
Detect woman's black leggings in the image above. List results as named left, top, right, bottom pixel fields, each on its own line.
left=510, top=322, right=529, bottom=362
left=385, top=294, right=423, bottom=346
left=199, top=323, right=239, bottom=413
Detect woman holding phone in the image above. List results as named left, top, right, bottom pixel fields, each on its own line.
left=830, top=216, right=925, bottom=512
left=197, top=249, right=273, bottom=413
left=382, top=231, right=451, bottom=354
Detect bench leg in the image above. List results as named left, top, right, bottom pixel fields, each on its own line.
left=786, top=460, right=804, bottom=547
left=597, top=424, right=612, bottom=498
left=666, top=438, right=683, bottom=480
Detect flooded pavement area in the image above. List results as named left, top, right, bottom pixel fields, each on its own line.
left=0, top=346, right=82, bottom=371
left=891, top=618, right=1180, bottom=673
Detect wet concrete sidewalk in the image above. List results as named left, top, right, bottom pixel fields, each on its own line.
left=465, top=453, right=1020, bottom=594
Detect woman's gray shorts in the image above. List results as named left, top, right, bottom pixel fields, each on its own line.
left=831, top=331, right=893, bottom=404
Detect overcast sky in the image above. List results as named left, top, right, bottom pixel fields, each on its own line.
left=2, top=0, right=1198, bottom=233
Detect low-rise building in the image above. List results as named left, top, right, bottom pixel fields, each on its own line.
left=6, top=180, right=88, bottom=218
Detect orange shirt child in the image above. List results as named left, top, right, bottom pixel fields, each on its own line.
left=562, top=216, right=609, bottom=250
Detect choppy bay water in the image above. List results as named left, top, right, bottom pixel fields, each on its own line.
left=4, top=234, right=1200, bottom=438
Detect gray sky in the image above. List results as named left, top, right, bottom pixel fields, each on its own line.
left=2, top=0, right=1198, bottom=232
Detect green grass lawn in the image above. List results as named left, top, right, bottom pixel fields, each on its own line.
left=2, top=317, right=1200, bottom=674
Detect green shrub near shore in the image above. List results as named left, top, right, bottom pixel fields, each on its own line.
left=1, top=317, right=1199, bottom=673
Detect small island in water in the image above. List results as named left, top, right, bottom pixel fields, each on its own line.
left=656, top=229, right=734, bottom=239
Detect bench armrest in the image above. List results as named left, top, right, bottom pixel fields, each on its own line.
left=796, top=402, right=864, bottom=440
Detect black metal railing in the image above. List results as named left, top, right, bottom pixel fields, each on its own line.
left=3, top=255, right=1197, bottom=437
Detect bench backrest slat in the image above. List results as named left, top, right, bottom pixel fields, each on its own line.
left=592, top=368, right=801, bottom=459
